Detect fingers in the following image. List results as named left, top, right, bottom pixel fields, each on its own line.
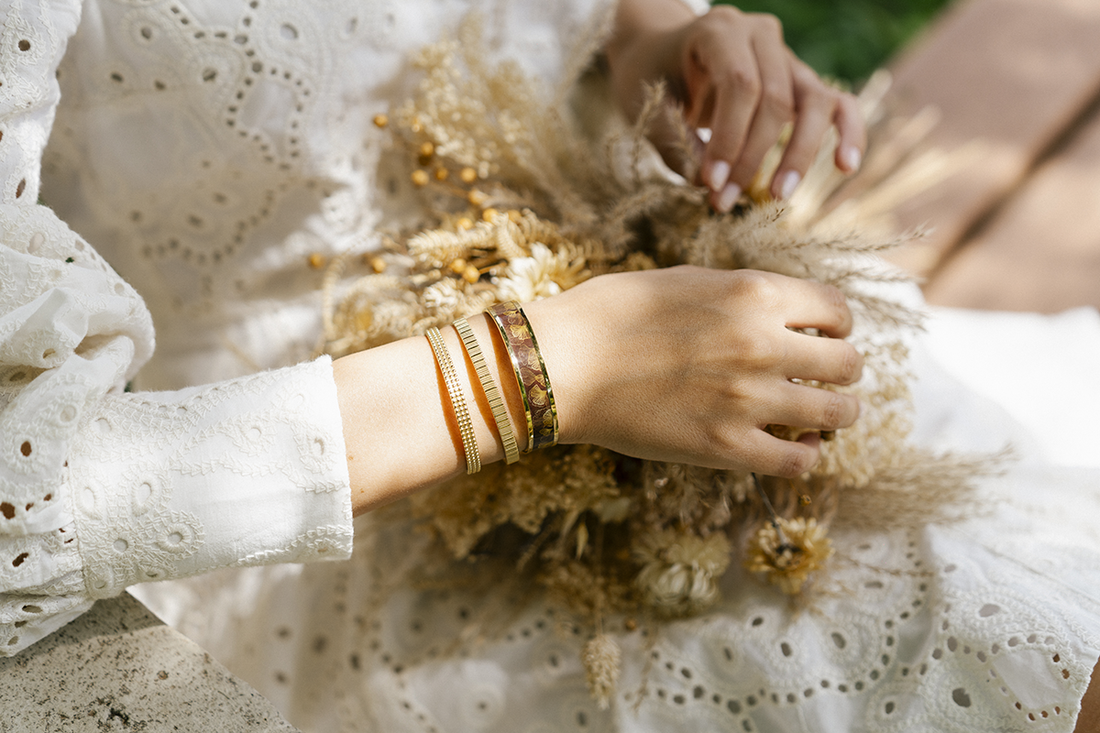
left=690, top=24, right=759, bottom=205
left=770, top=61, right=834, bottom=199
left=694, top=12, right=795, bottom=211
left=783, top=333, right=863, bottom=386
left=741, top=429, right=820, bottom=478
left=770, top=58, right=866, bottom=199
left=682, top=12, right=865, bottom=209
left=726, top=27, right=794, bottom=190
left=763, top=275, right=853, bottom=339
left=772, top=381, right=861, bottom=432
left=833, top=91, right=866, bottom=174
left=614, top=6, right=867, bottom=206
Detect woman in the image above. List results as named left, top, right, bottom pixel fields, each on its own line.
left=2, top=0, right=1098, bottom=730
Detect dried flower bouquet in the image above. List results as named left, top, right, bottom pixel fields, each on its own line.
left=319, top=26, right=987, bottom=704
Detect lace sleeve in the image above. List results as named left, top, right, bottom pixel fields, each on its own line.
left=0, top=1, right=352, bottom=657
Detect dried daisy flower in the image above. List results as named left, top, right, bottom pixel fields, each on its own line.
left=634, top=530, right=731, bottom=617
left=582, top=634, right=622, bottom=710
left=497, top=242, right=592, bottom=302
left=745, top=517, right=834, bottom=595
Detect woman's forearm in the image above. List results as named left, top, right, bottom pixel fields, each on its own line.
left=334, top=313, right=527, bottom=515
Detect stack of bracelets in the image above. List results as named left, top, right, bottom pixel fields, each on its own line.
left=423, top=300, right=557, bottom=474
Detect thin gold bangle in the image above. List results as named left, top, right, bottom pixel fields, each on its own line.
left=425, top=327, right=481, bottom=474
left=453, top=317, right=520, bottom=465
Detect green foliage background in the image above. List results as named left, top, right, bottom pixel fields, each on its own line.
left=716, top=0, right=956, bottom=84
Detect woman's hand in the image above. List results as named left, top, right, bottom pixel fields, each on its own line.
left=335, top=267, right=861, bottom=514
left=525, top=266, right=863, bottom=477
left=604, top=0, right=867, bottom=211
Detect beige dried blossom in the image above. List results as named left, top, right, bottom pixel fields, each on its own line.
left=745, top=517, right=834, bottom=595
left=582, top=634, right=622, bottom=710
left=634, top=530, right=731, bottom=617
left=497, top=242, right=592, bottom=302
left=410, top=444, right=619, bottom=560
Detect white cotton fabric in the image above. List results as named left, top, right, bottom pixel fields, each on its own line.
left=0, top=0, right=355, bottom=656
left=3, top=1, right=1100, bottom=732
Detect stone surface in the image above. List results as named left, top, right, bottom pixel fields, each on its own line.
left=0, top=593, right=299, bottom=732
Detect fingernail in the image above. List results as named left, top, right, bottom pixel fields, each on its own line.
left=707, top=160, right=730, bottom=192
left=841, top=145, right=862, bottom=173
left=716, top=182, right=741, bottom=212
left=776, top=170, right=801, bottom=200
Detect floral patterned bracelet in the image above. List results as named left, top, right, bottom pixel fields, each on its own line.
left=486, top=301, right=558, bottom=452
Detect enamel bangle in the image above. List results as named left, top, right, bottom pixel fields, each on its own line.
left=425, top=327, right=481, bottom=474
left=486, top=301, right=558, bottom=452
left=453, top=317, right=521, bottom=465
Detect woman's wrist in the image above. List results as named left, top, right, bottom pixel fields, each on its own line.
left=447, top=312, right=532, bottom=457
left=333, top=311, right=540, bottom=516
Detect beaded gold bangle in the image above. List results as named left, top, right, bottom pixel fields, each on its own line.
left=486, top=301, right=558, bottom=452
left=453, top=317, right=521, bottom=465
left=425, top=327, right=481, bottom=474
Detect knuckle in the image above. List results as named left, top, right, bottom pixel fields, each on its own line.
left=840, top=346, right=863, bottom=384
left=740, top=332, right=782, bottom=369
left=732, top=270, right=779, bottom=304
left=707, top=5, right=742, bottom=24
left=753, top=13, right=784, bottom=38
left=721, top=67, right=761, bottom=97
left=716, top=373, right=752, bottom=405
left=776, top=444, right=813, bottom=478
left=820, top=392, right=848, bottom=430
left=799, top=79, right=831, bottom=103
left=838, top=93, right=863, bottom=123
left=709, top=427, right=743, bottom=457
left=761, top=85, right=794, bottom=118
left=797, top=88, right=828, bottom=116
left=822, top=284, right=849, bottom=326
left=790, top=57, right=814, bottom=80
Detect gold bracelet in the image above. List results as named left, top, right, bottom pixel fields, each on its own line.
left=425, top=327, right=481, bottom=474
left=453, top=317, right=520, bottom=465
left=486, top=301, right=558, bottom=452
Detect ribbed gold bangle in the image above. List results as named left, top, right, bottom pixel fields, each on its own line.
left=486, top=301, right=558, bottom=452
left=425, top=327, right=481, bottom=474
left=453, top=317, right=520, bottom=465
